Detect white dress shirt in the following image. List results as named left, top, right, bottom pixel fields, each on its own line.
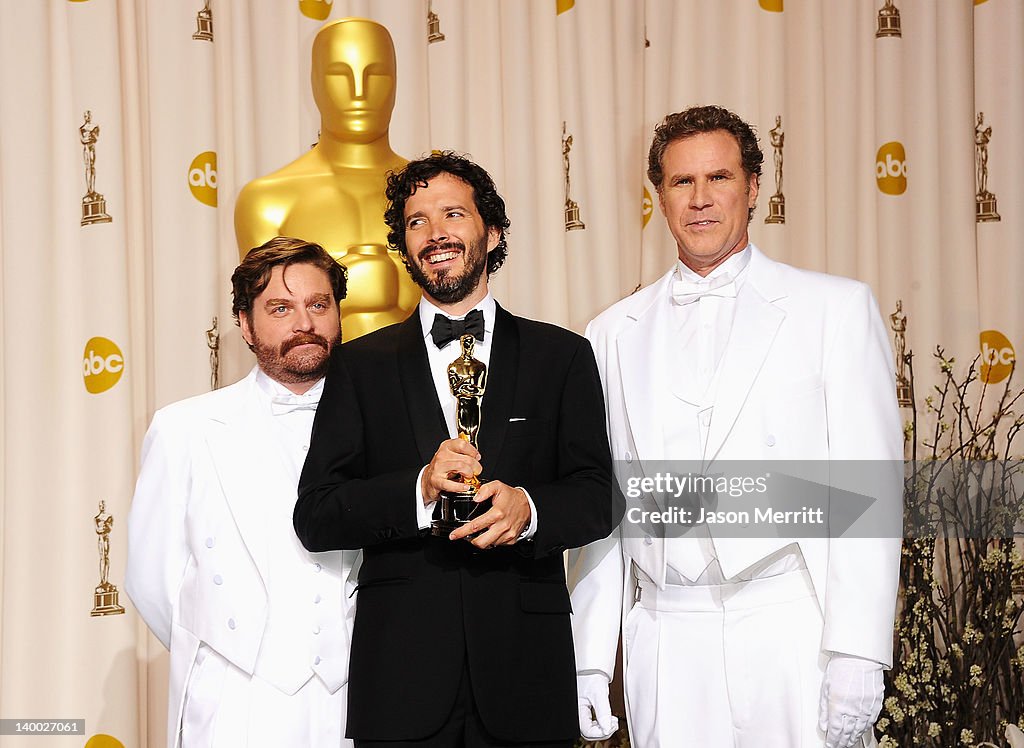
left=660, top=247, right=801, bottom=586
left=412, top=294, right=538, bottom=538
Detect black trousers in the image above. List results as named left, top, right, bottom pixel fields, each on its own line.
left=353, top=662, right=574, bottom=748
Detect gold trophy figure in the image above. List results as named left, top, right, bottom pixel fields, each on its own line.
left=91, top=501, right=125, bottom=616
left=876, top=0, right=902, bottom=38
left=765, top=115, right=785, bottom=224
left=79, top=111, right=112, bottom=226
left=234, top=18, right=419, bottom=341
left=193, top=0, right=213, bottom=42
left=562, top=122, right=586, bottom=231
left=206, top=316, right=220, bottom=390
left=432, top=335, right=491, bottom=536
left=975, top=112, right=1000, bottom=222
left=890, top=300, right=912, bottom=408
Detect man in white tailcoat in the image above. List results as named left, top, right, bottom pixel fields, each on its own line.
left=126, top=237, right=357, bottom=747
left=570, top=106, right=902, bottom=748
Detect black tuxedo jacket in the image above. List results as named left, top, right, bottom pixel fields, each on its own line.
left=296, top=304, right=617, bottom=742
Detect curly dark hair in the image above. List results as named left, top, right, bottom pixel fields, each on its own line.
left=384, top=151, right=510, bottom=276
left=648, top=105, right=764, bottom=221
left=231, top=236, right=347, bottom=324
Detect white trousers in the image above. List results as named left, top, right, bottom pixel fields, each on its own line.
left=623, top=569, right=829, bottom=748
left=180, top=645, right=352, bottom=748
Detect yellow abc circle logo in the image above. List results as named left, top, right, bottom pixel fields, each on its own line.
left=642, top=186, right=653, bottom=228
left=876, top=142, right=908, bottom=195
left=979, top=330, right=1015, bottom=385
left=83, top=337, right=125, bottom=394
left=299, top=0, right=333, bottom=21
left=759, top=0, right=784, bottom=11
left=84, top=736, right=125, bottom=748
left=188, top=151, right=218, bottom=207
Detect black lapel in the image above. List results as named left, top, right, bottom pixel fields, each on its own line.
left=477, top=303, right=518, bottom=475
left=396, top=315, right=449, bottom=465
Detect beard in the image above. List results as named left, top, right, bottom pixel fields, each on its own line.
left=251, top=329, right=341, bottom=386
left=406, top=235, right=489, bottom=305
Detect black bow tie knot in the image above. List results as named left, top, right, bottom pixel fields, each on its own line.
left=431, top=309, right=485, bottom=349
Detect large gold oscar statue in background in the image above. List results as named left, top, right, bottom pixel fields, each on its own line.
left=234, top=18, right=419, bottom=340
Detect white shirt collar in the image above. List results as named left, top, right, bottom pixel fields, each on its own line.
left=675, top=244, right=752, bottom=285
left=254, top=366, right=325, bottom=401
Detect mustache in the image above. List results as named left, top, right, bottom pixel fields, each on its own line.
left=417, top=240, right=465, bottom=262
left=280, top=332, right=330, bottom=354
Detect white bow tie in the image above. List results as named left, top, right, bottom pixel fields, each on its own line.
left=671, top=274, right=737, bottom=306
left=270, top=394, right=320, bottom=416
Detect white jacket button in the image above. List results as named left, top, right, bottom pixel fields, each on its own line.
left=766, top=434, right=776, bottom=447
left=227, top=618, right=236, bottom=630
left=213, top=574, right=223, bottom=585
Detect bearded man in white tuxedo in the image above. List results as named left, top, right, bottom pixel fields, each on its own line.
left=126, top=237, right=357, bottom=748
left=569, top=106, right=902, bottom=748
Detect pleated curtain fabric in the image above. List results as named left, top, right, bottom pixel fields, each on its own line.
left=0, top=2, right=1019, bottom=745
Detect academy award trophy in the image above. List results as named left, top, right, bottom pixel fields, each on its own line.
left=432, top=335, right=492, bottom=536
left=91, top=500, right=125, bottom=616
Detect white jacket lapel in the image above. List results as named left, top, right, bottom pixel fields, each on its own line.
left=705, top=249, right=787, bottom=463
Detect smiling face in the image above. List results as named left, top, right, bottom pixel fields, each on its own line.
left=657, top=130, right=759, bottom=276
left=402, top=172, right=498, bottom=312
left=239, top=262, right=342, bottom=393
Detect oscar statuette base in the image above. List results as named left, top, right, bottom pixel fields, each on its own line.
left=91, top=583, right=125, bottom=617
left=431, top=486, right=492, bottom=537
left=765, top=194, right=785, bottom=224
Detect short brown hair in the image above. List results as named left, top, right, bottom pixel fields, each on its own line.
left=231, top=237, right=347, bottom=324
left=648, top=106, right=764, bottom=220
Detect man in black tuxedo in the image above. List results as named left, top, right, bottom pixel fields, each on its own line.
left=295, top=152, right=619, bottom=747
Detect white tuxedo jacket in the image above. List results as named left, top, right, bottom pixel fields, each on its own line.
left=569, top=246, right=902, bottom=680
left=125, top=369, right=359, bottom=746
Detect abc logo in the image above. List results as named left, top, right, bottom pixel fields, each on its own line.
left=759, top=0, right=783, bottom=11
left=979, top=330, right=1015, bottom=385
left=188, top=151, right=218, bottom=207
left=299, top=0, right=333, bottom=21
left=642, top=186, right=653, bottom=228
left=83, top=337, right=124, bottom=394
left=876, top=142, right=908, bottom=195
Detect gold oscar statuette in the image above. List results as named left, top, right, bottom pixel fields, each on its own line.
left=427, top=0, right=445, bottom=43
left=562, top=122, right=586, bottom=231
left=975, top=112, right=1000, bottom=223
left=193, top=0, right=213, bottom=42
left=890, top=300, right=912, bottom=408
left=91, top=501, right=125, bottom=616
left=876, top=0, right=902, bottom=38
left=234, top=18, right=420, bottom=341
left=432, top=335, right=491, bottom=536
left=79, top=111, right=112, bottom=226
left=765, top=115, right=785, bottom=224
left=206, top=316, right=220, bottom=390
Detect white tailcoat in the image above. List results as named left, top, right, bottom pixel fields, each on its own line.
left=569, top=247, right=902, bottom=722
left=125, top=369, right=359, bottom=747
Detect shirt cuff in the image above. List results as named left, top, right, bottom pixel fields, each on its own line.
left=415, top=465, right=436, bottom=530
left=517, top=486, right=538, bottom=540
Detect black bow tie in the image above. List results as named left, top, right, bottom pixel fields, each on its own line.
left=430, top=309, right=485, bottom=349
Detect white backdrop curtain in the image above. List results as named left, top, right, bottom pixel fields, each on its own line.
left=0, top=1, right=1019, bottom=745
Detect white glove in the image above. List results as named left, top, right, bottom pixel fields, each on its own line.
left=577, top=672, right=619, bottom=741
left=818, top=655, right=885, bottom=748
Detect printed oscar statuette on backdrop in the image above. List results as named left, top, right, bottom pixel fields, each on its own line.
left=91, top=501, right=125, bottom=616
left=79, top=111, right=112, bottom=226
left=562, top=122, right=586, bottom=231
left=765, top=115, right=785, bottom=224
left=432, top=335, right=492, bottom=536
left=876, top=0, right=902, bottom=38
left=975, top=112, right=1000, bottom=223
left=890, top=300, right=912, bottom=408
left=192, top=0, right=213, bottom=42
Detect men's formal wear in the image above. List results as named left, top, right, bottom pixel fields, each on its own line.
left=296, top=299, right=617, bottom=744
left=568, top=245, right=902, bottom=747
left=126, top=368, right=359, bottom=748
